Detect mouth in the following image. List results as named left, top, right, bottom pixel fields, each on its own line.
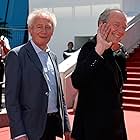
left=113, top=33, right=123, bottom=41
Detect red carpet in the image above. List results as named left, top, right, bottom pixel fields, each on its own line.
left=124, top=111, right=140, bottom=140
left=123, top=47, right=140, bottom=112
left=0, top=110, right=140, bottom=140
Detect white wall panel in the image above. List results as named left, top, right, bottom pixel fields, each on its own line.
left=29, top=0, right=139, bottom=62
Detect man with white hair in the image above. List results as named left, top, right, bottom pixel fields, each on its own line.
left=5, top=9, right=71, bottom=140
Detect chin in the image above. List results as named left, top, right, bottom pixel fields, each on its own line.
left=112, top=39, right=120, bottom=44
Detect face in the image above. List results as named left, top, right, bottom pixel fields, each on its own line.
left=29, top=15, right=54, bottom=50
left=106, top=10, right=127, bottom=44
left=68, top=43, right=73, bottom=49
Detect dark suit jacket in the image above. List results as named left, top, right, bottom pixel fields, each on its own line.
left=5, top=41, right=70, bottom=140
left=71, top=36, right=127, bottom=140
left=114, top=46, right=127, bottom=83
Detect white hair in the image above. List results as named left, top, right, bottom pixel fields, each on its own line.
left=27, top=8, right=57, bottom=28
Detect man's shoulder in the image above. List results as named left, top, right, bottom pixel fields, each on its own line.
left=81, top=36, right=96, bottom=51
left=10, top=41, right=30, bottom=54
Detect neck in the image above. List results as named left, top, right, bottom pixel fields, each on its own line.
left=37, top=44, right=48, bottom=51
left=68, top=48, right=73, bottom=51
left=42, top=45, right=48, bottom=51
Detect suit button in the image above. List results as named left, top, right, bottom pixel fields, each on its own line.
left=45, top=92, right=49, bottom=96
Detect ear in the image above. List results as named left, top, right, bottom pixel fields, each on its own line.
left=28, top=26, right=33, bottom=35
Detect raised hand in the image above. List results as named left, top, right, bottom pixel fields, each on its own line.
left=95, top=23, right=112, bottom=56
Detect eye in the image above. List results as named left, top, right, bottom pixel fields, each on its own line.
left=36, top=26, right=42, bottom=29
left=45, top=25, right=52, bottom=30
left=45, top=26, right=51, bottom=29
left=113, top=23, right=119, bottom=28
left=35, top=25, right=44, bottom=31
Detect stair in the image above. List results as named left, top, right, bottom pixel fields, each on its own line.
left=123, top=47, right=140, bottom=112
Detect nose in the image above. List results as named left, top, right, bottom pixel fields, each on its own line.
left=117, top=27, right=126, bottom=36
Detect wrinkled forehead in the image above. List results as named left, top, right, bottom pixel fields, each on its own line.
left=108, top=10, right=127, bottom=26
left=109, top=10, right=127, bottom=22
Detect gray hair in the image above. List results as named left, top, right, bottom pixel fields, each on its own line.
left=98, top=8, right=126, bottom=26
left=27, top=8, right=57, bottom=28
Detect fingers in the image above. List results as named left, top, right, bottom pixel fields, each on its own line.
left=99, top=23, right=111, bottom=40
left=96, top=23, right=112, bottom=55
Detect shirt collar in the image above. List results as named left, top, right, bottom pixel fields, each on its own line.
left=30, top=40, right=50, bottom=54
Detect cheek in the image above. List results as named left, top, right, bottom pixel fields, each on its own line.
left=121, top=31, right=125, bottom=37
left=47, top=31, right=53, bottom=37
left=49, top=29, right=53, bottom=35
left=30, top=30, right=36, bottom=37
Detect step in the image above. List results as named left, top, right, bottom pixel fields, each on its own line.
left=133, top=48, right=140, bottom=53
left=127, top=53, right=140, bottom=58
left=123, top=83, right=140, bottom=91
left=126, top=62, right=140, bottom=67
left=0, top=127, right=10, bottom=139
left=127, top=57, right=140, bottom=62
left=123, top=103, right=140, bottom=112
left=123, top=96, right=140, bottom=105
left=0, top=108, right=9, bottom=128
left=126, top=67, right=140, bottom=72
left=127, top=72, right=140, bottom=78
left=126, top=78, right=140, bottom=84
left=123, top=90, right=140, bottom=98
left=129, top=52, right=140, bottom=57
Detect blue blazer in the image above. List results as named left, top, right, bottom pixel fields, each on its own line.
left=5, top=41, right=70, bottom=139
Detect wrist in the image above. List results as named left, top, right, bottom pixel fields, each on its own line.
left=95, top=45, right=104, bottom=56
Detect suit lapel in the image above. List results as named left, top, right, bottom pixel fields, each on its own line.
left=25, top=41, right=43, bottom=73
